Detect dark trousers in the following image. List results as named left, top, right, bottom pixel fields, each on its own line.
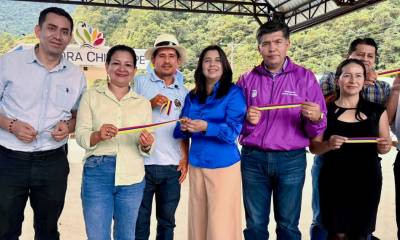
left=0, top=145, right=69, bottom=240
left=395, top=151, right=400, bottom=239
left=135, top=165, right=181, bottom=240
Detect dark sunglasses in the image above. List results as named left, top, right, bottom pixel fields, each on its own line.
left=155, top=41, right=177, bottom=47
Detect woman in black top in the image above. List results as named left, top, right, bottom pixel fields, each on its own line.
left=310, top=59, right=391, bottom=240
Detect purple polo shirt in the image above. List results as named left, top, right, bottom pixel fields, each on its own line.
left=237, top=57, right=327, bottom=151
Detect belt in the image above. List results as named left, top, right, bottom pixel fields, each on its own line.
left=0, top=144, right=66, bottom=158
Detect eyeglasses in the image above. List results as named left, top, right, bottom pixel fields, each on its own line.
left=155, top=41, right=177, bottom=47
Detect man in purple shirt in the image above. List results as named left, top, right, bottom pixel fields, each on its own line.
left=237, top=20, right=327, bottom=240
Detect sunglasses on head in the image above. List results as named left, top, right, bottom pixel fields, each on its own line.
left=155, top=41, right=177, bottom=47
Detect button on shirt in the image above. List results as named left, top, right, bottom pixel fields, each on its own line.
left=0, top=47, right=86, bottom=151
left=134, top=67, right=188, bottom=165
left=75, top=85, right=153, bottom=186
left=173, top=84, right=247, bottom=169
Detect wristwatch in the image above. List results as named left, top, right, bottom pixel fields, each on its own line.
left=318, top=112, right=324, bottom=121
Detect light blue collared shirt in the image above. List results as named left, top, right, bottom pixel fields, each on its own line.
left=134, top=65, right=188, bottom=165
left=0, top=47, right=87, bottom=151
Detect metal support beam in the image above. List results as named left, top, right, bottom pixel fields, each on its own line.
left=12, top=0, right=274, bottom=19
left=11, top=0, right=383, bottom=33
left=286, top=0, right=383, bottom=32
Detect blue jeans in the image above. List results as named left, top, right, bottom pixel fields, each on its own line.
left=81, top=155, right=145, bottom=240
left=310, top=156, right=328, bottom=240
left=135, top=165, right=181, bottom=240
left=241, top=147, right=306, bottom=240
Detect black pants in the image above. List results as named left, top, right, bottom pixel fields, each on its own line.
left=0, top=145, right=69, bottom=240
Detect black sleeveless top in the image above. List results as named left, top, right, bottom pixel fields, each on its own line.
left=319, top=99, right=384, bottom=235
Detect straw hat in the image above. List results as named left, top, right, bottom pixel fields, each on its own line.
left=144, top=34, right=188, bottom=64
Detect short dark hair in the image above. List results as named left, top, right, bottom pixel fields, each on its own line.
left=192, top=45, right=233, bottom=103
left=256, top=20, right=290, bottom=44
left=106, top=45, right=137, bottom=68
left=38, top=7, right=74, bottom=33
left=152, top=48, right=180, bottom=59
left=347, top=38, right=378, bottom=58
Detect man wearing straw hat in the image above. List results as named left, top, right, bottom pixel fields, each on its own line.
left=134, top=33, right=189, bottom=240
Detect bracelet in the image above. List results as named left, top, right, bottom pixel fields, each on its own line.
left=141, top=145, right=151, bottom=152
left=8, top=118, right=18, bottom=133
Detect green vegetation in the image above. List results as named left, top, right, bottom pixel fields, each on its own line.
left=0, top=1, right=75, bottom=36
left=0, top=0, right=398, bottom=82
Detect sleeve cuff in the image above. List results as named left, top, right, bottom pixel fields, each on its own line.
left=173, top=122, right=192, bottom=139
left=77, top=132, right=97, bottom=150
left=205, top=122, right=219, bottom=137
left=138, top=144, right=153, bottom=157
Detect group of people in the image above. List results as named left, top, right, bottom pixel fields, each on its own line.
left=1, top=6, right=400, bottom=240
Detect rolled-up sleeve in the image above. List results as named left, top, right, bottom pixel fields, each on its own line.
left=75, top=91, right=97, bottom=150
left=304, top=72, right=327, bottom=138
left=204, top=87, right=246, bottom=143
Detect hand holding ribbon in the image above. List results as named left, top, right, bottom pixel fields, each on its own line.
left=139, top=129, right=154, bottom=152
left=180, top=117, right=208, bottom=133
left=150, top=94, right=169, bottom=109
left=377, top=136, right=392, bottom=153
left=301, top=102, right=322, bottom=122
left=246, top=106, right=261, bottom=125
left=327, top=135, right=347, bottom=150
left=99, top=124, right=118, bottom=141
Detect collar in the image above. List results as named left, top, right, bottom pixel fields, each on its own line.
left=26, top=44, right=68, bottom=71
left=96, top=84, right=141, bottom=100
left=256, top=57, right=295, bottom=76
left=210, top=81, right=220, bottom=95
left=263, top=57, right=288, bottom=76
left=147, top=64, right=184, bottom=89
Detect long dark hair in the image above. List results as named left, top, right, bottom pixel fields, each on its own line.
left=334, top=58, right=367, bottom=121
left=192, top=45, right=233, bottom=103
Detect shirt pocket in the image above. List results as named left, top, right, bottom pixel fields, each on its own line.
left=55, top=84, right=76, bottom=110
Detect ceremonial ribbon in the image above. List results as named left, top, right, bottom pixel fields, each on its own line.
left=377, top=68, right=400, bottom=77
left=345, top=137, right=378, bottom=143
left=255, top=102, right=303, bottom=111
left=118, top=119, right=180, bottom=134
left=160, top=100, right=173, bottom=115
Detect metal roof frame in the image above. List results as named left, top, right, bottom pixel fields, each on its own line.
left=12, top=0, right=383, bottom=32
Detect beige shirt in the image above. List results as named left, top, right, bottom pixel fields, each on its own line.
left=75, top=85, right=152, bottom=186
